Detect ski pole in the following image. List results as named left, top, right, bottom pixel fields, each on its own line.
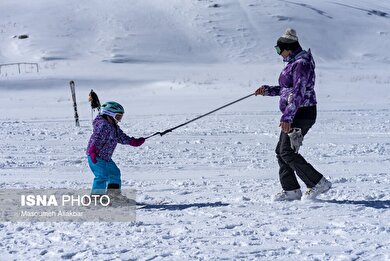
left=145, top=92, right=255, bottom=139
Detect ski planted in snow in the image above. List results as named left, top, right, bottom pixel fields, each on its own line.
left=69, top=80, right=80, bottom=127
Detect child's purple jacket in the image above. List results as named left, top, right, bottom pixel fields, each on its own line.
left=265, top=49, right=317, bottom=123
left=86, top=115, right=133, bottom=161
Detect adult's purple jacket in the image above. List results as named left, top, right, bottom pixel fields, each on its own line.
left=86, top=115, right=134, bottom=161
left=264, top=49, right=317, bottom=123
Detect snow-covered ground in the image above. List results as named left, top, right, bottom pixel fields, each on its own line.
left=1, top=0, right=390, bottom=260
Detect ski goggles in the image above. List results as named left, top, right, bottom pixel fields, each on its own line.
left=274, top=45, right=283, bottom=55
left=114, top=113, right=123, bottom=122
left=101, top=109, right=123, bottom=122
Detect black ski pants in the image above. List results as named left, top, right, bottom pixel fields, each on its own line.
left=276, top=117, right=323, bottom=191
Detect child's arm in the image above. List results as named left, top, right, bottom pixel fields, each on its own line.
left=117, top=127, right=145, bottom=147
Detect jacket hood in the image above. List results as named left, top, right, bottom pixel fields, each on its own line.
left=284, top=49, right=314, bottom=67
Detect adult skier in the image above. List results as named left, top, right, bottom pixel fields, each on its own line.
left=86, top=101, right=145, bottom=198
left=255, top=28, right=331, bottom=201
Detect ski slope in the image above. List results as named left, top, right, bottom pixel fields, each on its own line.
left=0, top=0, right=390, bottom=260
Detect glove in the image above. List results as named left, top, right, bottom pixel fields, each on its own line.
left=87, top=145, right=98, bottom=164
left=129, top=137, right=145, bottom=147
left=288, top=128, right=303, bottom=153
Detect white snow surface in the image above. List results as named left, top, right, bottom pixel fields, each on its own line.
left=1, top=0, right=390, bottom=260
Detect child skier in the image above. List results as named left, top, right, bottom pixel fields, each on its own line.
left=86, top=101, right=145, bottom=198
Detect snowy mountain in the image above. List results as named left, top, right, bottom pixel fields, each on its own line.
left=1, top=0, right=390, bottom=64
left=0, top=0, right=389, bottom=260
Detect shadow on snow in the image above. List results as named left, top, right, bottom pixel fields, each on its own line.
left=137, top=201, right=229, bottom=211
left=322, top=199, right=390, bottom=209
